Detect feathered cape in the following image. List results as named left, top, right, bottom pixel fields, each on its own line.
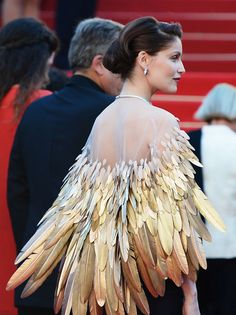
left=7, top=125, right=225, bottom=315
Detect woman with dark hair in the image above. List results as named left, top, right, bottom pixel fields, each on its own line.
left=0, top=17, right=59, bottom=315
left=0, top=17, right=59, bottom=119
left=7, top=17, right=224, bottom=315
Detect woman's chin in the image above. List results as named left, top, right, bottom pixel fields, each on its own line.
left=164, top=86, right=178, bottom=94
left=154, top=84, right=178, bottom=94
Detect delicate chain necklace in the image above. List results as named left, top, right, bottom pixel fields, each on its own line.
left=116, top=94, right=151, bottom=106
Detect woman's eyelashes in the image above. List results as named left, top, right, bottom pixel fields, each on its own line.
left=170, top=53, right=181, bottom=62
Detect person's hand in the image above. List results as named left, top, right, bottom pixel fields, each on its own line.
left=181, top=275, right=201, bottom=315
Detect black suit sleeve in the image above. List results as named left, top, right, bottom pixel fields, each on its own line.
left=188, top=129, right=203, bottom=190
left=7, top=122, right=29, bottom=253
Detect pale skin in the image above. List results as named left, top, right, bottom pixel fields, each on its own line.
left=182, top=276, right=201, bottom=315
left=117, top=37, right=201, bottom=315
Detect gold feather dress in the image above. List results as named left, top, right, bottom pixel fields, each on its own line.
left=7, top=98, right=225, bottom=315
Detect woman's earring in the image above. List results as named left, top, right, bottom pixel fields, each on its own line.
left=144, top=67, right=148, bottom=76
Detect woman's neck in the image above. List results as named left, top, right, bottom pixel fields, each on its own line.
left=120, top=79, right=152, bottom=101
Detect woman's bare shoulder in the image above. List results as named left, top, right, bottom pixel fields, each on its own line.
left=148, top=105, right=179, bottom=125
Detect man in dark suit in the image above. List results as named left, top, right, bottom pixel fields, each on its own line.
left=7, top=17, right=123, bottom=315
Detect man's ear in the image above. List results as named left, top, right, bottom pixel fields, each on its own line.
left=91, top=55, right=104, bottom=76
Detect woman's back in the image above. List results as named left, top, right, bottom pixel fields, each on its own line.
left=90, top=98, right=178, bottom=166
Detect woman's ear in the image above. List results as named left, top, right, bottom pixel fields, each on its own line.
left=137, top=51, right=150, bottom=71
left=91, top=55, right=104, bottom=76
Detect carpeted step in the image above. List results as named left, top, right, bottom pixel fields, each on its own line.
left=174, top=72, right=236, bottom=95
left=183, top=36, right=236, bottom=53
left=97, top=0, right=236, bottom=13
left=96, top=11, right=236, bottom=33
left=182, top=59, right=236, bottom=72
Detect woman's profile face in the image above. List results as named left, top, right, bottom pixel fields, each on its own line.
left=147, top=37, right=185, bottom=94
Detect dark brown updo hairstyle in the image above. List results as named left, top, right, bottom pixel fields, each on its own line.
left=103, top=16, right=182, bottom=79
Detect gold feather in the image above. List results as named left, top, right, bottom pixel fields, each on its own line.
left=172, top=210, right=182, bottom=232
left=118, top=220, right=129, bottom=262
left=145, top=227, right=158, bottom=264
left=7, top=244, right=44, bottom=290
left=56, top=242, right=77, bottom=296
left=187, top=237, right=200, bottom=270
left=124, top=284, right=131, bottom=314
left=54, top=286, right=64, bottom=314
left=113, top=258, right=124, bottom=304
left=72, top=294, right=88, bottom=315
left=79, top=239, right=95, bottom=303
left=154, top=233, right=167, bottom=260
left=180, top=231, right=188, bottom=252
left=172, top=229, right=188, bottom=274
left=116, top=300, right=126, bottom=315
left=148, top=267, right=166, bottom=296
left=193, top=186, right=226, bottom=232
left=104, top=301, right=114, bottom=315
left=189, top=227, right=207, bottom=269
left=121, top=251, right=142, bottom=293
left=21, top=246, right=66, bottom=298
left=127, top=201, right=138, bottom=233
left=89, top=291, right=102, bottom=315
left=105, top=263, right=119, bottom=312
left=179, top=204, right=190, bottom=237
left=155, top=257, right=168, bottom=279
left=135, top=250, right=158, bottom=297
left=34, top=227, right=73, bottom=281
left=94, top=263, right=106, bottom=307
left=97, top=240, right=108, bottom=272
left=187, top=211, right=211, bottom=242
left=128, top=285, right=150, bottom=315
left=133, top=233, right=155, bottom=269
left=148, top=188, right=158, bottom=211
left=44, top=216, right=75, bottom=249
left=157, top=217, right=173, bottom=256
left=15, top=218, right=55, bottom=264
left=138, top=225, right=156, bottom=267
left=61, top=270, right=74, bottom=315
left=186, top=256, right=198, bottom=282
left=128, top=296, right=137, bottom=315
left=166, top=256, right=182, bottom=287
left=183, top=198, right=197, bottom=216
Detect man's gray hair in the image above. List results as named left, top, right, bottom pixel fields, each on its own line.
left=195, top=83, right=236, bottom=121
left=68, top=17, right=123, bottom=72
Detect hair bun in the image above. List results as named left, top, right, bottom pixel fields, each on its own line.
left=103, top=39, right=132, bottom=78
